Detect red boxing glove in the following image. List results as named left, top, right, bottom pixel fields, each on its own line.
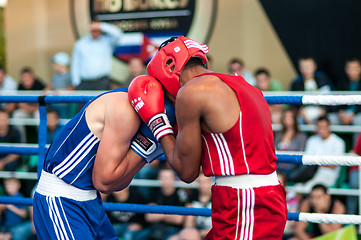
left=128, top=75, right=173, bottom=141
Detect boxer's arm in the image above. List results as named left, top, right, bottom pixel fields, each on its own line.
left=161, top=86, right=202, bottom=183
left=93, top=98, right=145, bottom=193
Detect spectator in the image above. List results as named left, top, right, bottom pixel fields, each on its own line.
left=71, top=21, right=123, bottom=91
left=328, top=58, right=361, bottom=142
left=178, top=227, right=201, bottom=240
left=277, top=171, right=299, bottom=240
left=183, top=173, right=212, bottom=238
left=289, top=57, right=332, bottom=124
left=254, top=67, right=284, bottom=92
left=228, top=57, right=256, bottom=86
left=145, top=167, right=188, bottom=240
left=254, top=67, right=284, bottom=124
left=0, top=177, right=32, bottom=240
left=133, top=160, right=161, bottom=200
left=105, top=187, right=149, bottom=240
left=346, top=132, right=361, bottom=214
left=274, top=108, right=308, bottom=179
left=46, top=109, right=63, bottom=144
left=0, top=66, right=18, bottom=113
left=10, top=67, right=46, bottom=143
left=294, top=116, right=345, bottom=192
left=0, top=109, right=21, bottom=171
left=0, top=66, right=17, bottom=92
left=124, top=56, right=146, bottom=87
left=46, top=52, right=74, bottom=119
left=294, top=184, right=345, bottom=239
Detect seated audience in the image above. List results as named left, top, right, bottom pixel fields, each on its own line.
left=228, top=57, right=256, bottom=86
left=289, top=56, right=332, bottom=124
left=293, top=184, right=345, bottom=239
left=46, top=52, right=74, bottom=119
left=46, top=109, right=63, bottom=144
left=0, top=109, right=21, bottom=171
left=105, top=186, right=149, bottom=240
left=124, top=56, right=147, bottom=87
left=145, top=167, right=188, bottom=240
left=274, top=108, right=308, bottom=179
left=328, top=57, right=361, bottom=143
left=293, top=116, right=345, bottom=191
left=277, top=171, right=299, bottom=240
left=254, top=67, right=284, bottom=92
left=177, top=227, right=201, bottom=240
left=254, top=67, right=284, bottom=124
left=0, top=66, right=18, bottom=113
left=9, top=67, right=46, bottom=143
left=183, top=173, right=212, bottom=238
left=0, top=177, right=32, bottom=240
left=133, top=160, right=162, bottom=200
left=346, top=132, right=361, bottom=214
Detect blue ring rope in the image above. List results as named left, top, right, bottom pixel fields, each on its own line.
left=0, top=196, right=300, bottom=220
left=264, top=96, right=303, bottom=105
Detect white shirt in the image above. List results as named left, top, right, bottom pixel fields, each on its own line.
left=0, top=75, right=18, bottom=91
left=305, top=133, right=345, bottom=155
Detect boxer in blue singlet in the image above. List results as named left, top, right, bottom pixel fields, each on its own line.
left=33, top=85, right=174, bottom=239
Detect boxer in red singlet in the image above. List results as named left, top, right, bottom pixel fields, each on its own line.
left=128, top=36, right=287, bottom=240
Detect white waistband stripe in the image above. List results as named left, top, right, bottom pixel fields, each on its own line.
left=215, top=171, right=279, bottom=189
left=36, top=170, right=97, bottom=201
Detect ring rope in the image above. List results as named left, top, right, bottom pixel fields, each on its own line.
left=264, top=95, right=361, bottom=105
left=0, top=94, right=360, bottom=105
left=0, top=145, right=360, bottom=166
left=2, top=196, right=361, bottom=224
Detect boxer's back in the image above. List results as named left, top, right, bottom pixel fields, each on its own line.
left=43, top=89, right=127, bottom=190
left=195, top=73, right=277, bottom=176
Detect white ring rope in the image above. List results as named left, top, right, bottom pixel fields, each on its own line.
left=301, top=154, right=361, bottom=166
left=299, top=213, right=361, bottom=225
left=302, top=95, right=361, bottom=105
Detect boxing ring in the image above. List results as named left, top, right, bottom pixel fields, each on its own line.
left=0, top=93, right=361, bottom=227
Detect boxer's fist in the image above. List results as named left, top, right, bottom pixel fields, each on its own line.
left=129, top=75, right=174, bottom=141
left=130, top=122, right=163, bottom=163
left=128, top=75, right=164, bottom=123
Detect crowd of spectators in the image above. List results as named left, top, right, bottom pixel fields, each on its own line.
left=0, top=21, right=360, bottom=239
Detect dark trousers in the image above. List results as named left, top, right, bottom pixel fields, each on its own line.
left=76, top=76, right=110, bottom=91
left=75, top=76, right=110, bottom=111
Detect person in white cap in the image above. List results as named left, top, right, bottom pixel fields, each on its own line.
left=47, top=52, right=74, bottom=118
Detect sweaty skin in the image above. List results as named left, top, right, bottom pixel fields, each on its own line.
left=85, top=92, right=146, bottom=193
left=161, top=67, right=240, bottom=183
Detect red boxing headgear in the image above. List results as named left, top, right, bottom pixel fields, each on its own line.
left=147, top=36, right=209, bottom=98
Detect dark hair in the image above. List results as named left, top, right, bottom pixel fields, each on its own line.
left=184, top=57, right=205, bottom=69
left=158, top=36, right=178, bottom=50
left=317, top=115, right=330, bottom=125
left=229, top=58, right=244, bottom=67
left=345, top=57, right=361, bottom=66
left=20, top=66, right=34, bottom=75
left=312, top=184, right=328, bottom=194
left=0, top=108, right=9, bottom=115
left=298, top=56, right=316, bottom=65
left=47, top=108, right=59, bottom=116
left=254, top=68, right=271, bottom=77
left=280, top=107, right=300, bottom=135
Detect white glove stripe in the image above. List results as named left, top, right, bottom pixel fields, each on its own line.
left=148, top=113, right=174, bottom=142
left=154, top=129, right=174, bottom=142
